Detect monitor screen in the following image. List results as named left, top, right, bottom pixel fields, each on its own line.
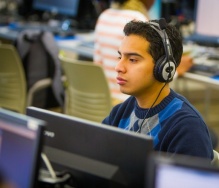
left=26, top=107, right=153, bottom=188
left=185, top=0, right=219, bottom=46
left=0, top=108, right=45, bottom=188
left=146, top=153, right=219, bottom=188
left=32, top=0, right=80, bottom=18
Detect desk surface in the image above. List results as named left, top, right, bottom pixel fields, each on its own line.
left=183, top=72, right=219, bottom=89
left=0, top=26, right=18, bottom=41
left=0, top=26, right=95, bottom=58
left=57, top=32, right=94, bottom=59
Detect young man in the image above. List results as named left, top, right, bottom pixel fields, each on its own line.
left=94, top=0, right=193, bottom=103
left=102, top=19, right=213, bottom=160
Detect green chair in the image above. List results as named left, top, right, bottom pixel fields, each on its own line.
left=0, top=43, right=52, bottom=114
left=0, top=43, right=27, bottom=113
left=60, top=56, right=113, bottom=123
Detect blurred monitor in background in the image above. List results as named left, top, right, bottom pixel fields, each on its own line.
left=16, top=0, right=101, bottom=30
left=161, top=0, right=195, bottom=22
left=17, top=0, right=35, bottom=18
left=32, top=0, right=80, bottom=19
left=184, top=0, right=219, bottom=46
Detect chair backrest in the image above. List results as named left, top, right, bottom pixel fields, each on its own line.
left=60, top=56, right=112, bottom=123
left=0, top=44, right=26, bottom=113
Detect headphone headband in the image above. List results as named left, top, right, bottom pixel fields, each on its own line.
left=149, top=18, right=176, bottom=82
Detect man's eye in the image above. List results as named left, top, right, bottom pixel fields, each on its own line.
left=118, top=56, right=121, bottom=60
left=130, top=58, right=137, bottom=63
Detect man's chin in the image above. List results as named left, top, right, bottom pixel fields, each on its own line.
left=120, top=89, right=130, bottom=95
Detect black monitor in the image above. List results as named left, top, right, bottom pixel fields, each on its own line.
left=185, top=0, right=219, bottom=46
left=26, top=107, right=153, bottom=188
left=0, top=108, right=45, bottom=188
left=17, top=0, right=35, bottom=17
left=32, top=0, right=80, bottom=18
left=146, top=152, right=219, bottom=188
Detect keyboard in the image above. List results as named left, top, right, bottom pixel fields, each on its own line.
left=188, top=45, right=219, bottom=77
left=190, top=61, right=219, bottom=77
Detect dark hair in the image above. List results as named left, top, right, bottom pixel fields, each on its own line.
left=123, top=20, right=183, bottom=67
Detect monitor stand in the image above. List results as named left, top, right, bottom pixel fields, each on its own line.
left=38, top=153, right=73, bottom=187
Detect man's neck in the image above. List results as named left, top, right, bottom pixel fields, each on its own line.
left=136, top=84, right=170, bottom=109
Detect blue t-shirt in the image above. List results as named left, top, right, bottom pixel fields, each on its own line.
left=103, top=89, right=213, bottom=160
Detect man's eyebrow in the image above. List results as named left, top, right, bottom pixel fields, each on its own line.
left=117, top=51, right=143, bottom=58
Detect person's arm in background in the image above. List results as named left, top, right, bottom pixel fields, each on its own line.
left=174, top=54, right=194, bottom=78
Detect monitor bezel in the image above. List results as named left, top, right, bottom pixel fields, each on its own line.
left=0, top=108, right=45, bottom=188
left=146, top=152, right=219, bottom=188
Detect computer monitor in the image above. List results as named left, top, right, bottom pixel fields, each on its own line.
left=185, top=0, right=219, bottom=46
left=0, top=108, right=45, bottom=188
left=146, top=152, right=219, bottom=188
left=17, top=0, right=34, bottom=17
left=32, top=0, right=80, bottom=18
left=26, top=107, right=153, bottom=188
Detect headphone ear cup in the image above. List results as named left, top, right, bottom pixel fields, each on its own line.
left=154, top=55, right=176, bottom=82
left=154, top=55, right=166, bottom=82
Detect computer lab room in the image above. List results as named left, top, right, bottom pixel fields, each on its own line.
left=0, top=0, right=219, bottom=188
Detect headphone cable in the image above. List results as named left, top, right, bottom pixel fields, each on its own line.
left=138, top=82, right=167, bottom=133
left=138, top=19, right=170, bottom=133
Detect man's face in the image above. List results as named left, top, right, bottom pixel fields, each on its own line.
left=116, top=34, right=160, bottom=98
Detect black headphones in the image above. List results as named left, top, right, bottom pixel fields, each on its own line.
left=149, top=18, right=176, bottom=82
